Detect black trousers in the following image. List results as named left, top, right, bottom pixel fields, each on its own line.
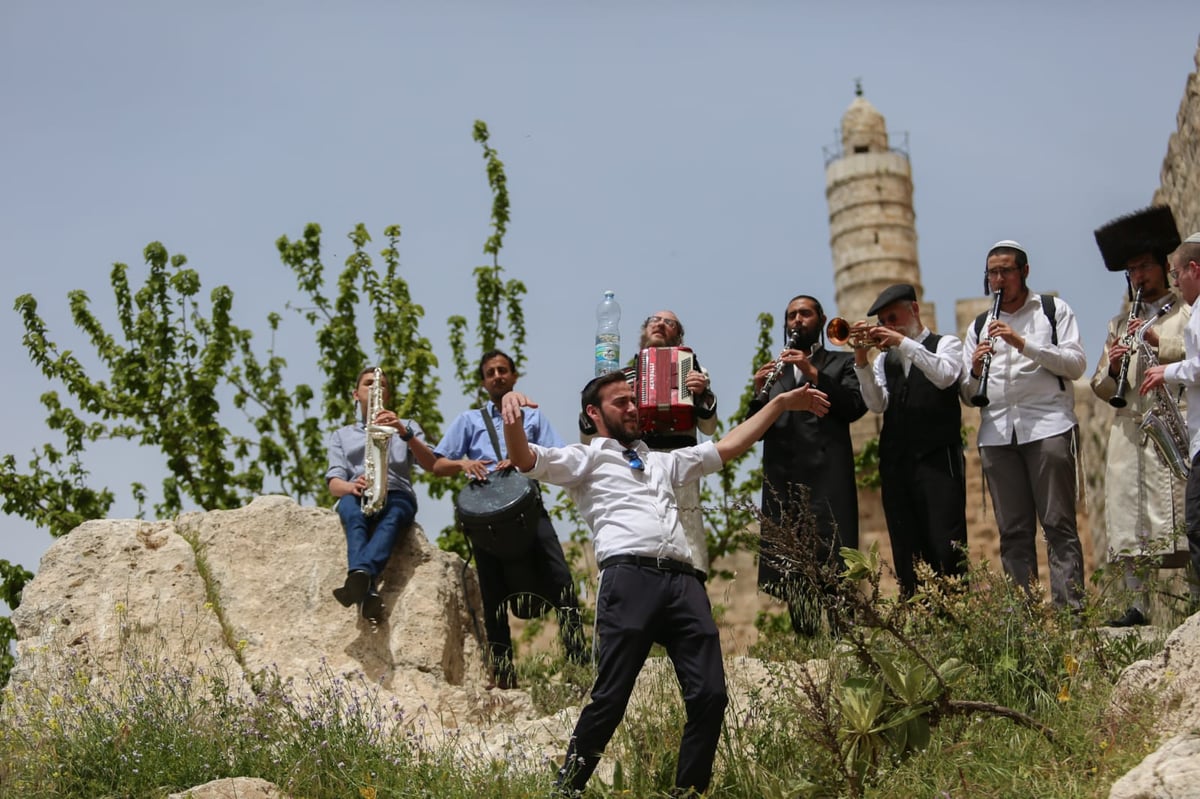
left=474, top=511, right=584, bottom=681
left=1184, top=452, right=1200, bottom=603
left=880, top=445, right=968, bottom=597
left=557, top=563, right=727, bottom=794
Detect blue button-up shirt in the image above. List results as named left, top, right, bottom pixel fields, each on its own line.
left=325, top=420, right=424, bottom=500
left=434, top=400, right=564, bottom=466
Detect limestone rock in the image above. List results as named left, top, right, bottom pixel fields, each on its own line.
left=168, top=776, right=293, bottom=799
left=1111, top=612, right=1200, bottom=738
left=9, top=496, right=538, bottom=732
left=1109, top=734, right=1200, bottom=799
left=1109, top=612, right=1200, bottom=798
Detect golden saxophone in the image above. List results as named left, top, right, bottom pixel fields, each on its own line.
left=1134, top=303, right=1190, bottom=480
left=361, top=367, right=394, bottom=516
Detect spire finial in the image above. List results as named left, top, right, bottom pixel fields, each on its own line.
left=854, top=77, right=863, bottom=97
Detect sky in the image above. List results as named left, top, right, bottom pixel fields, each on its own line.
left=3, top=3, right=1199, bottom=613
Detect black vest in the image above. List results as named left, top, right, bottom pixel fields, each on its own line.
left=878, top=333, right=962, bottom=461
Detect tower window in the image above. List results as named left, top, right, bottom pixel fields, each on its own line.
left=853, top=145, right=869, bottom=154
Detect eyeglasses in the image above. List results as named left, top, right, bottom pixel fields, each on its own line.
left=644, top=315, right=680, bottom=331
left=985, top=267, right=1021, bottom=279
left=622, top=448, right=645, bottom=471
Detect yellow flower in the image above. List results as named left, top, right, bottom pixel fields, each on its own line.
left=359, top=786, right=376, bottom=799
left=1057, top=683, right=1071, bottom=702
left=1063, top=654, right=1079, bottom=677
left=237, top=639, right=248, bottom=652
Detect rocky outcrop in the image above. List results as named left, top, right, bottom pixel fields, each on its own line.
left=1109, top=613, right=1200, bottom=799
left=1153, top=34, right=1200, bottom=236
left=8, top=496, right=538, bottom=729
left=168, top=777, right=294, bottom=799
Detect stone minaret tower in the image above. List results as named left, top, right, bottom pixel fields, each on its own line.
left=825, top=84, right=933, bottom=327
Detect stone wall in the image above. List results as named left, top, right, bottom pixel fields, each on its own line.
left=1152, top=35, right=1200, bottom=235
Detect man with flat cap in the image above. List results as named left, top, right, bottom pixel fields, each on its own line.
left=963, top=240, right=1088, bottom=611
left=852, top=284, right=968, bottom=598
left=1090, top=206, right=1187, bottom=627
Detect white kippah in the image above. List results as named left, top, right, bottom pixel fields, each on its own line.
left=988, top=239, right=1027, bottom=260
left=1186, top=232, right=1200, bottom=244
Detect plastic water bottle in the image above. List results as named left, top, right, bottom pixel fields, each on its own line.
left=595, top=290, right=621, bottom=376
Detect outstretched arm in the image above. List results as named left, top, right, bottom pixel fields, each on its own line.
left=500, top=391, right=539, bottom=472
left=716, top=384, right=829, bottom=464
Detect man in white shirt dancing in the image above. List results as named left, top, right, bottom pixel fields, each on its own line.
left=502, top=370, right=829, bottom=797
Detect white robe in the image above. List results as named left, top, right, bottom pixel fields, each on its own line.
left=1090, top=293, right=1191, bottom=559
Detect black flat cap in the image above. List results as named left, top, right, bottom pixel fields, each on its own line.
left=867, top=283, right=917, bottom=317
left=1094, top=205, right=1180, bottom=272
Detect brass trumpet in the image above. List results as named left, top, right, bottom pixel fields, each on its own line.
left=826, top=317, right=882, bottom=350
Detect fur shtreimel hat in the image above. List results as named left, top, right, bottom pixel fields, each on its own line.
left=1094, top=205, right=1180, bottom=272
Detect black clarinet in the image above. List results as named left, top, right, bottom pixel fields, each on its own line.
left=970, top=290, right=1003, bottom=408
left=756, top=327, right=806, bottom=401
left=1109, top=287, right=1142, bottom=409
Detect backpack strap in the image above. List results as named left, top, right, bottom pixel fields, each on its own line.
left=1041, top=295, right=1065, bottom=391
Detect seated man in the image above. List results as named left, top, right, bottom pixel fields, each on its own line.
left=326, top=366, right=437, bottom=622
left=433, top=350, right=586, bottom=689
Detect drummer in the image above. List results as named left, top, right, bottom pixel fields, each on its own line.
left=431, top=350, right=587, bottom=690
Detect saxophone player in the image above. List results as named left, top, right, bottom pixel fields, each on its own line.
left=1091, top=206, right=1186, bottom=627
left=1141, top=233, right=1200, bottom=615
left=327, top=366, right=437, bottom=622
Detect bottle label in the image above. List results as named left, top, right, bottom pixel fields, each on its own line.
left=595, top=333, right=620, bottom=374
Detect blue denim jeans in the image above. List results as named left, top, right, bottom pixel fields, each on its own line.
left=336, top=491, right=417, bottom=579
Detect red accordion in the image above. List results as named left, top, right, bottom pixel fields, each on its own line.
left=636, top=346, right=696, bottom=434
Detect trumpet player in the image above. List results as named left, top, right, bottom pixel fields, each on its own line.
left=963, top=240, right=1087, bottom=611
left=852, top=284, right=968, bottom=599
left=748, top=294, right=866, bottom=636
left=1090, top=206, right=1186, bottom=627
left=1141, top=234, right=1200, bottom=614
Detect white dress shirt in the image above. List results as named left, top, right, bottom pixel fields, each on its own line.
left=1162, top=295, right=1200, bottom=459
left=524, top=437, right=723, bottom=565
left=854, top=327, right=965, bottom=413
left=962, top=292, right=1087, bottom=446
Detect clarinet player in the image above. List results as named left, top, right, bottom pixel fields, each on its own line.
left=963, top=240, right=1088, bottom=611
left=1091, top=207, right=1187, bottom=627
left=749, top=294, right=866, bottom=635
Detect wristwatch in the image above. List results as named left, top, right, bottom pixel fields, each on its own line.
left=399, top=426, right=414, bottom=442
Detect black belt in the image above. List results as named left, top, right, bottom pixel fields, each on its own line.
left=599, top=554, right=703, bottom=580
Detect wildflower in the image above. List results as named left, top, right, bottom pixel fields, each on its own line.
left=1063, top=654, right=1079, bottom=677
left=1057, top=683, right=1071, bottom=702
left=237, top=639, right=248, bottom=652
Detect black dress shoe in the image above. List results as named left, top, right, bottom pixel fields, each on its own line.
left=361, top=591, right=384, bottom=623
left=1105, top=607, right=1148, bottom=628
left=333, top=570, right=370, bottom=607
